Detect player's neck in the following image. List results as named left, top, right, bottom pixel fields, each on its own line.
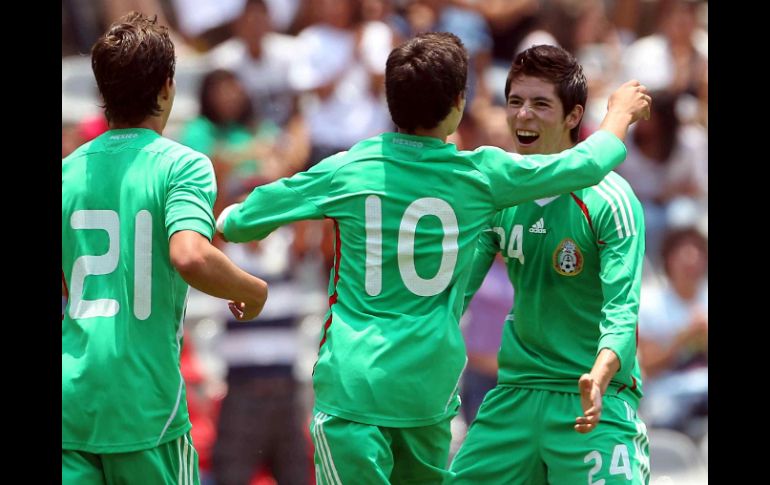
left=110, top=116, right=165, bottom=135
left=402, top=127, right=448, bottom=143
left=401, top=102, right=463, bottom=143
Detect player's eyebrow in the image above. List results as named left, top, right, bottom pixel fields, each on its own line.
left=507, top=94, right=554, bottom=104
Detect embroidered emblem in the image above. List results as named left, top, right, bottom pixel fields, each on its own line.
left=553, top=238, right=583, bottom=276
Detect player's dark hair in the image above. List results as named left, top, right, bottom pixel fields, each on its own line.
left=385, top=32, right=468, bottom=132
left=91, top=11, right=176, bottom=125
left=505, top=45, right=587, bottom=143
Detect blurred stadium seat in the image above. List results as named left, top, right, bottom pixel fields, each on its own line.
left=648, top=428, right=708, bottom=485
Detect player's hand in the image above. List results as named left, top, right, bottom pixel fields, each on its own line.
left=575, top=373, right=603, bottom=434
left=228, top=300, right=263, bottom=321
left=607, top=80, right=652, bottom=124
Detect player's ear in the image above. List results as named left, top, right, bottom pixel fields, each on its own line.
left=160, top=77, right=174, bottom=100
left=565, top=104, right=584, bottom=130
left=455, top=91, right=466, bottom=111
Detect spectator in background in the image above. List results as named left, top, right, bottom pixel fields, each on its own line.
left=571, top=0, right=627, bottom=132
left=178, top=69, right=283, bottom=216
left=207, top=0, right=299, bottom=128
left=621, top=0, right=707, bottom=97
left=213, top=216, right=314, bottom=485
left=638, top=227, right=708, bottom=437
left=616, top=90, right=707, bottom=266
left=289, top=0, right=394, bottom=167
left=392, top=0, right=492, bottom=109
left=451, top=0, right=540, bottom=68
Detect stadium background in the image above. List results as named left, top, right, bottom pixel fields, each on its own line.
left=62, top=1, right=708, bottom=483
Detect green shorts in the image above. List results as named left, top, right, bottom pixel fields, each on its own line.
left=62, top=431, right=199, bottom=485
left=448, top=387, right=649, bottom=485
left=311, top=409, right=452, bottom=484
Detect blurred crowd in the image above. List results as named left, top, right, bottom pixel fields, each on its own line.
left=62, top=0, right=707, bottom=483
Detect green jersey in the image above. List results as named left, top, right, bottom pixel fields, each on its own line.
left=465, top=171, right=644, bottom=408
left=221, top=130, right=626, bottom=427
left=62, top=128, right=217, bottom=453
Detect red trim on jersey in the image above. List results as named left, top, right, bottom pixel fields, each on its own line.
left=62, top=270, right=68, bottom=321
left=570, top=193, right=606, bottom=245
left=636, top=324, right=639, bottom=347
left=62, top=269, right=68, bottom=298
left=616, top=376, right=638, bottom=395
left=319, top=219, right=341, bottom=348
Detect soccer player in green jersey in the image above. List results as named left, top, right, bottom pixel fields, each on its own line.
left=62, top=12, right=268, bottom=485
left=217, top=33, right=650, bottom=484
left=449, top=45, right=650, bottom=484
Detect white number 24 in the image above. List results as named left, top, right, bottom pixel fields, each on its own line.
left=67, top=209, right=152, bottom=320
left=491, top=224, right=525, bottom=264
left=584, top=445, right=633, bottom=484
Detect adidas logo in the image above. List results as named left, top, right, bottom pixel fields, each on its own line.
left=529, top=218, right=547, bottom=234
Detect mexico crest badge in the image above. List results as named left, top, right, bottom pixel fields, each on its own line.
left=553, top=238, right=583, bottom=276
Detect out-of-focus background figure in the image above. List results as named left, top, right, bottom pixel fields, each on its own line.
left=63, top=1, right=707, bottom=483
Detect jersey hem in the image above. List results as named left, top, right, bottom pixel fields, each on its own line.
left=313, top=400, right=458, bottom=428
left=62, top=422, right=191, bottom=454
left=497, top=382, right=641, bottom=409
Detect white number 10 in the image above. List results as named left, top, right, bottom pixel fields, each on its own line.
left=68, top=209, right=153, bottom=320
left=365, top=196, right=459, bottom=297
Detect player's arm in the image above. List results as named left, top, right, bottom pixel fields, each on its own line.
left=482, top=81, right=650, bottom=208
left=167, top=153, right=266, bottom=320
left=576, top=176, right=645, bottom=433
left=462, top=225, right=500, bottom=314
left=217, top=157, right=338, bottom=242
left=170, top=230, right=267, bottom=320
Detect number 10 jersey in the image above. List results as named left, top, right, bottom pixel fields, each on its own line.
left=220, top=130, right=627, bottom=427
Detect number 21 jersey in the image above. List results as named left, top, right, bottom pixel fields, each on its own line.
left=62, top=128, right=217, bottom=452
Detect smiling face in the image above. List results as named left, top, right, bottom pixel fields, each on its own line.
left=505, top=75, right=583, bottom=155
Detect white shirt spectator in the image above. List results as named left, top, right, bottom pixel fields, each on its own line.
left=208, top=32, right=298, bottom=126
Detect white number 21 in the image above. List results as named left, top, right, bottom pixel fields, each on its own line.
left=68, top=209, right=152, bottom=320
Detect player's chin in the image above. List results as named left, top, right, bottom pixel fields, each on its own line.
left=514, top=142, right=539, bottom=155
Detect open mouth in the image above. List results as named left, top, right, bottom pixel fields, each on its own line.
left=516, top=130, right=539, bottom=145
